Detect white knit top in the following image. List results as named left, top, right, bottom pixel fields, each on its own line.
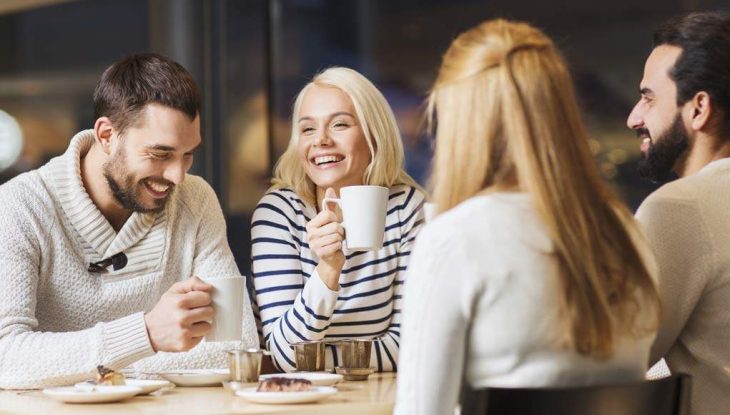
left=636, top=157, right=730, bottom=415
left=395, top=193, right=658, bottom=415
left=0, top=130, right=258, bottom=389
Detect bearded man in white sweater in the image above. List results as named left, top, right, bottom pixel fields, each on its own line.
left=627, top=12, right=730, bottom=415
left=0, top=53, right=257, bottom=389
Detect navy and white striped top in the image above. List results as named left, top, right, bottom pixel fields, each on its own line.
left=250, top=185, right=425, bottom=372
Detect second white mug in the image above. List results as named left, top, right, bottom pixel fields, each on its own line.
left=202, top=275, right=244, bottom=342
left=322, top=185, right=389, bottom=251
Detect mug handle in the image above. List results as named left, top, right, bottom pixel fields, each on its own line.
left=321, top=197, right=341, bottom=213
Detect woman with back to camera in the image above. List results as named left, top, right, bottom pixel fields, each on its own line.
left=251, top=67, right=425, bottom=372
left=394, top=19, right=661, bottom=415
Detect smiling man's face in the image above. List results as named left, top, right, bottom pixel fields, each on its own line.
left=103, top=103, right=201, bottom=213
left=627, top=45, right=691, bottom=182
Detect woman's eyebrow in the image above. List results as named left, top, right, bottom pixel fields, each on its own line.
left=298, top=111, right=355, bottom=122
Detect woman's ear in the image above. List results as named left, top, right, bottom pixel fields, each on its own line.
left=93, top=117, right=115, bottom=155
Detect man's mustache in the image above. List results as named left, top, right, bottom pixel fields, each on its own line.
left=636, top=128, right=650, bottom=138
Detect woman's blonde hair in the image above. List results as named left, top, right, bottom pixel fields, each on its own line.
left=272, top=67, right=420, bottom=205
left=429, top=19, right=660, bottom=359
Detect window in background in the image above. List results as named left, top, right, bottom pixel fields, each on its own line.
left=262, top=0, right=730, bottom=210
left=223, top=0, right=269, bottom=276
left=3, top=0, right=730, bottom=279
left=0, top=0, right=149, bottom=184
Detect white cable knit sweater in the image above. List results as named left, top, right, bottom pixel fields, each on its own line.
left=0, top=130, right=258, bottom=389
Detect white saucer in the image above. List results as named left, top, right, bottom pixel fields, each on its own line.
left=75, top=379, right=173, bottom=395
left=260, top=372, right=343, bottom=387
left=156, top=369, right=230, bottom=387
left=235, top=386, right=337, bottom=404
left=43, top=386, right=142, bottom=403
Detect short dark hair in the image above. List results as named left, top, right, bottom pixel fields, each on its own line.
left=93, top=53, right=201, bottom=133
left=654, top=12, right=730, bottom=135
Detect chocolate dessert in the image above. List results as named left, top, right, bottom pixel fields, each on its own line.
left=256, top=377, right=313, bottom=392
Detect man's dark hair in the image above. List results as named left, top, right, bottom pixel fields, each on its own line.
left=93, top=53, right=200, bottom=133
left=654, top=12, right=730, bottom=135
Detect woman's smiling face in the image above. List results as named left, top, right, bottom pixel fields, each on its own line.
left=297, top=85, right=371, bottom=191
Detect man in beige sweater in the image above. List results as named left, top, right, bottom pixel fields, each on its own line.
left=627, top=12, right=730, bottom=414
left=0, top=54, right=257, bottom=388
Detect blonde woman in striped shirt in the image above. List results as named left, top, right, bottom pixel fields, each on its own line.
left=251, top=67, right=425, bottom=372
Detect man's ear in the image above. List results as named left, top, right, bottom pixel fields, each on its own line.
left=93, top=117, right=115, bottom=155
left=687, top=91, right=713, bottom=132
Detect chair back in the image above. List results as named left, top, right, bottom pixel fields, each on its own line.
left=461, top=375, right=691, bottom=415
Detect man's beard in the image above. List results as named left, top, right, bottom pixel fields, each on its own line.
left=103, top=149, right=172, bottom=214
left=637, top=113, right=689, bottom=183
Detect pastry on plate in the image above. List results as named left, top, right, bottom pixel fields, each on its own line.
left=256, top=377, right=313, bottom=392
left=95, top=365, right=126, bottom=386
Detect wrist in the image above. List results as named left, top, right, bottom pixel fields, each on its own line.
left=317, top=263, right=341, bottom=291
left=143, top=313, right=159, bottom=353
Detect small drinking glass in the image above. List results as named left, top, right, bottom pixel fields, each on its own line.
left=227, top=348, right=267, bottom=382
left=334, top=339, right=374, bottom=381
left=339, top=339, right=372, bottom=368
left=292, top=340, right=326, bottom=371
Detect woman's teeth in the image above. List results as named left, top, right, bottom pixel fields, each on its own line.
left=314, top=155, right=343, bottom=166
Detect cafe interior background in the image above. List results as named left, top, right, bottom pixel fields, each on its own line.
left=1, top=0, right=728, bottom=277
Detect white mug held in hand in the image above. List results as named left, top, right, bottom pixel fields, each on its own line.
left=322, top=185, right=389, bottom=251
left=202, top=276, right=245, bottom=342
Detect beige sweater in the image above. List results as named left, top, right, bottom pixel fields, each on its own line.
left=0, top=131, right=258, bottom=389
left=636, top=157, right=730, bottom=415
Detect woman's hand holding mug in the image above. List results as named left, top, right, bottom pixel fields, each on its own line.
left=307, top=188, right=346, bottom=290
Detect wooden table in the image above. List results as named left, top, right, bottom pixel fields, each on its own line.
left=0, top=373, right=397, bottom=415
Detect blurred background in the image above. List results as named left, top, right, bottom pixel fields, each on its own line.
left=1, top=0, right=728, bottom=275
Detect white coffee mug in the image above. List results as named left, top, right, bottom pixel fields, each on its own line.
left=202, top=276, right=244, bottom=342
left=321, top=185, right=389, bottom=251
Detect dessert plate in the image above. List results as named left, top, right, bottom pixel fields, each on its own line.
left=156, top=369, right=230, bottom=387
left=75, top=379, right=173, bottom=395
left=235, top=386, right=337, bottom=404
left=42, top=385, right=142, bottom=403
left=259, top=372, right=343, bottom=387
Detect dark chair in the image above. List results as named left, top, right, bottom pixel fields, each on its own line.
left=461, top=375, right=691, bottom=415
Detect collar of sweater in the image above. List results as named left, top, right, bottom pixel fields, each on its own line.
left=698, top=156, right=730, bottom=175
left=46, top=130, right=162, bottom=263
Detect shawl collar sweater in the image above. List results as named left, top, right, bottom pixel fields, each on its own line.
left=0, top=130, right=257, bottom=389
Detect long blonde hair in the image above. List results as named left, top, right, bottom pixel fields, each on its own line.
left=429, top=19, right=660, bottom=359
left=272, top=67, right=420, bottom=205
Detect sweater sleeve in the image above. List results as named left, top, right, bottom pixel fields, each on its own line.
left=635, top=192, right=714, bottom=366
left=129, top=178, right=259, bottom=375
left=251, top=191, right=339, bottom=372
left=0, top=190, right=153, bottom=389
left=367, top=187, right=425, bottom=373
left=394, top=224, right=472, bottom=415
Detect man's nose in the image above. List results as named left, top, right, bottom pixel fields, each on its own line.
left=163, top=161, right=186, bottom=185
left=627, top=102, right=644, bottom=130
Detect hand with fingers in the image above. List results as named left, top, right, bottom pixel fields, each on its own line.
left=144, top=276, right=215, bottom=352
left=307, top=188, right=346, bottom=290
